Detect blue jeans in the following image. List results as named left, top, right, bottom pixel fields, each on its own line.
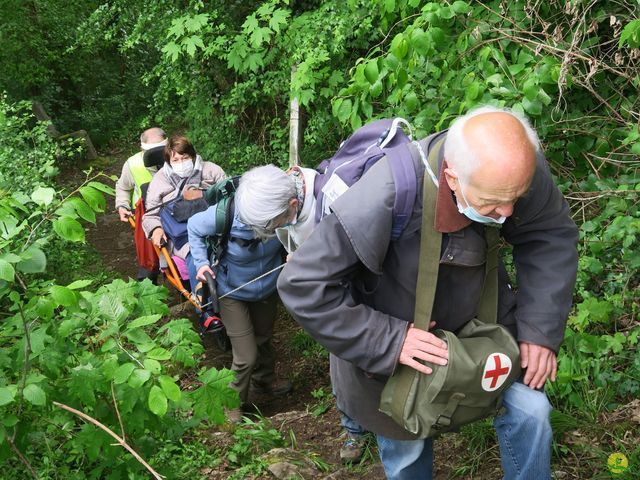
left=376, top=382, right=552, bottom=480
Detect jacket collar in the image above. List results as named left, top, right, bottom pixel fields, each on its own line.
left=432, top=140, right=472, bottom=233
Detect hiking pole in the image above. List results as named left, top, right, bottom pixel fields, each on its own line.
left=197, top=263, right=286, bottom=310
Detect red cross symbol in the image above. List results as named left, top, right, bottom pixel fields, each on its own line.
left=484, top=354, right=510, bottom=389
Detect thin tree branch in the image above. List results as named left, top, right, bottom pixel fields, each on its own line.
left=53, top=402, right=164, bottom=480
left=111, top=382, right=126, bottom=442
left=6, top=437, right=38, bottom=480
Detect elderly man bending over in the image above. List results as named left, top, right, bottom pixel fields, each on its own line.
left=278, top=106, right=578, bottom=480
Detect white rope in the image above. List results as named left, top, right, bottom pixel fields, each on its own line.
left=197, top=263, right=286, bottom=309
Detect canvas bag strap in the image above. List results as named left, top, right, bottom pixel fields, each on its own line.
left=412, top=139, right=443, bottom=330
left=477, top=226, right=500, bottom=324
left=385, top=139, right=443, bottom=423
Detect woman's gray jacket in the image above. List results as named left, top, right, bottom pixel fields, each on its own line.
left=277, top=134, right=578, bottom=439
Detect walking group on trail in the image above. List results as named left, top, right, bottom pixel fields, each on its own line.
left=115, top=106, right=578, bottom=479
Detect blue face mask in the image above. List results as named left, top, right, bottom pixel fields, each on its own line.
left=456, top=182, right=506, bottom=225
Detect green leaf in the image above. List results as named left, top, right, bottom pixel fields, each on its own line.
left=619, top=19, right=640, bottom=48
left=411, top=29, right=430, bottom=54
left=522, top=97, right=543, bottom=116
left=144, top=358, right=162, bottom=375
left=385, top=0, right=395, bottom=12
left=370, top=79, right=383, bottom=98
left=147, top=347, right=171, bottom=361
left=79, top=186, right=106, bottom=212
left=50, top=285, right=77, bottom=307
left=23, top=384, right=46, bottom=406
left=162, top=41, right=181, bottom=62
left=31, top=187, right=56, bottom=206
left=451, top=1, right=471, bottom=13
left=364, top=61, right=379, bottom=84
left=16, top=246, right=46, bottom=273
left=53, top=216, right=85, bottom=242
left=159, top=375, right=181, bottom=402
left=67, top=279, right=93, bottom=290
left=113, top=363, right=136, bottom=384
left=127, top=314, right=162, bottom=330
left=390, top=34, right=409, bottom=59
left=0, top=387, right=15, bottom=406
left=384, top=53, right=400, bottom=70
left=0, top=259, right=15, bottom=282
left=336, top=98, right=352, bottom=124
left=87, top=181, right=115, bottom=195
left=148, top=385, right=168, bottom=416
left=404, top=91, right=420, bottom=112
left=67, top=197, right=96, bottom=223
left=128, top=368, right=151, bottom=388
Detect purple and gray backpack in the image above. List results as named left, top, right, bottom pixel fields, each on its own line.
left=314, top=118, right=418, bottom=241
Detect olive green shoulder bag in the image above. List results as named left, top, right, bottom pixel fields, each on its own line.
left=379, top=140, right=522, bottom=439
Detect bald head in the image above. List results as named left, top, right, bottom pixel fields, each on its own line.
left=140, top=127, right=166, bottom=146
left=444, top=107, right=539, bottom=220
left=463, top=112, right=536, bottom=190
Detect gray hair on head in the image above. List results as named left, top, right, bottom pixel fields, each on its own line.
left=236, top=165, right=296, bottom=239
left=444, top=106, right=540, bottom=183
left=140, top=127, right=166, bottom=144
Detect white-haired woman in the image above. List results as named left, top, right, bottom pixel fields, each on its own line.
left=236, top=164, right=318, bottom=252
left=185, top=164, right=315, bottom=423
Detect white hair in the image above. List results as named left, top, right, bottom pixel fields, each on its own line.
left=444, top=106, right=540, bottom=182
left=236, top=165, right=296, bottom=238
left=140, top=127, right=166, bottom=144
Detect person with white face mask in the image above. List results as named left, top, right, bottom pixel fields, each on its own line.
left=142, top=135, right=226, bottom=260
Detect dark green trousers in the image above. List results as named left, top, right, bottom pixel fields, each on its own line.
left=220, top=293, right=278, bottom=403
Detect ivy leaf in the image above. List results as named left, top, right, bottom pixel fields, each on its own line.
left=113, top=363, right=136, bottom=384
left=52, top=216, right=85, bottom=242
left=23, top=384, right=46, bottom=406
left=16, top=246, right=46, bottom=273
left=0, top=259, right=15, bottom=282
left=50, top=285, right=77, bottom=307
left=79, top=186, right=105, bottom=212
left=0, top=386, right=15, bottom=406
left=31, top=187, right=56, bottom=207
left=158, top=375, right=181, bottom=402
left=148, top=385, right=168, bottom=416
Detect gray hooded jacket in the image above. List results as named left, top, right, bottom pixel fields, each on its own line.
left=277, top=133, right=578, bottom=439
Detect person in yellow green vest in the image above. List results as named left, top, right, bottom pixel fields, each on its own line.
left=115, top=127, right=167, bottom=281
left=115, top=127, right=167, bottom=220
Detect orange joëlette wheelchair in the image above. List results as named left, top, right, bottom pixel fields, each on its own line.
left=127, top=213, right=231, bottom=352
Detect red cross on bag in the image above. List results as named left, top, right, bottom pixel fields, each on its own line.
left=481, top=353, right=512, bottom=392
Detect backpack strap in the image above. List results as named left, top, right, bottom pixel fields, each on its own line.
left=384, top=143, right=417, bottom=241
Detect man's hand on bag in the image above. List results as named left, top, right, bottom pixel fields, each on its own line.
left=197, top=265, right=215, bottom=282
left=151, top=228, right=167, bottom=248
left=118, top=207, right=132, bottom=222
left=398, top=324, right=448, bottom=375
left=520, top=342, right=557, bottom=390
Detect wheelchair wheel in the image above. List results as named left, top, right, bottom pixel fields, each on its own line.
left=211, top=327, right=232, bottom=352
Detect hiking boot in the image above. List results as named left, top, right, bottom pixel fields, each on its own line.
left=225, top=407, right=243, bottom=424
left=340, top=435, right=365, bottom=464
left=251, top=378, right=293, bottom=396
